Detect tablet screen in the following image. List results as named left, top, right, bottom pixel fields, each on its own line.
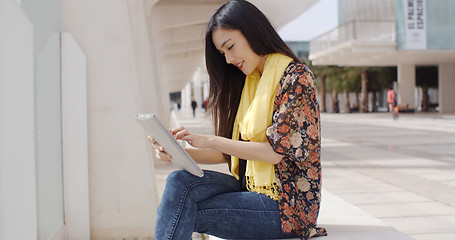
left=136, top=113, right=204, bottom=177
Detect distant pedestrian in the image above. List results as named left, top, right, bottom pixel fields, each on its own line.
left=387, top=87, right=398, bottom=120
left=393, top=104, right=399, bottom=120
left=203, top=98, right=209, bottom=112
left=191, top=97, right=197, bottom=118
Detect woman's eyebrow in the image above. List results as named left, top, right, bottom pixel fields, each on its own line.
left=221, top=39, right=231, bottom=48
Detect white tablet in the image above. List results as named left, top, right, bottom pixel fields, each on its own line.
left=136, top=113, right=204, bottom=177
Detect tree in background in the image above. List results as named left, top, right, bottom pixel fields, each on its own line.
left=360, top=68, right=370, bottom=112
left=367, top=67, right=397, bottom=112
left=341, top=67, right=362, bottom=113
left=312, top=65, right=341, bottom=113
left=313, top=64, right=396, bottom=113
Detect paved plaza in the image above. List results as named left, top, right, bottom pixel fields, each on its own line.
left=320, top=113, right=455, bottom=240
left=156, top=109, right=455, bottom=240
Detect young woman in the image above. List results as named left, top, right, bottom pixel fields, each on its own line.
left=149, top=0, right=326, bottom=239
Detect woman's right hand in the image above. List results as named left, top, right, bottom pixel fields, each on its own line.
left=147, top=136, right=172, bottom=163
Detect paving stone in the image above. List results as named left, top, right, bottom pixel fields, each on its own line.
left=337, top=191, right=432, bottom=205
left=382, top=215, right=455, bottom=236
left=359, top=201, right=455, bottom=218
left=410, top=231, right=455, bottom=240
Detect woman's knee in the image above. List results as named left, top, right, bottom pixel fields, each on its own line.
left=166, top=170, right=194, bottom=187
left=161, top=170, right=196, bottom=202
left=165, top=170, right=240, bottom=197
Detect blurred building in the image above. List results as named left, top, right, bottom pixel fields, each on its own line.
left=286, top=41, right=311, bottom=60
left=0, top=0, right=318, bottom=239
left=309, top=0, right=455, bottom=113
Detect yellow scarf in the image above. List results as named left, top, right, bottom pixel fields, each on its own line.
left=231, top=53, right=293, bottom=200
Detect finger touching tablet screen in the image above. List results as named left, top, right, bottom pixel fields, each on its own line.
left=136, top=113, right=204, bottom=177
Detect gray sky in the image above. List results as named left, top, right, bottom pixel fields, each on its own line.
left=278, top=0, right=338, bottom=41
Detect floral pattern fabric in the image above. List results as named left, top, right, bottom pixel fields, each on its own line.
left=266, top=62, right=327, bottom=239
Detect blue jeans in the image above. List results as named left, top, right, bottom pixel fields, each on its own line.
left=155, top=170, right=298, bottom=240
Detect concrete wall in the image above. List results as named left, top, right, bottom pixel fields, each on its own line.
left=61, top=0, right=162, bottom=238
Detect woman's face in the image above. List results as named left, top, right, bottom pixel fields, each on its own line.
left=212, top=28, right=266, bottom=75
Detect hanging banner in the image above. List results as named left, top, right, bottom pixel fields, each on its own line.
left=405, top=0, right=426, bottom=49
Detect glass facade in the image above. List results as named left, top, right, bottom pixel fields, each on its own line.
left=426, top=0, right=455, bottom=49
left=396, top=0, right=455, bottom=50
left=338, top=0, right=395, bottom=24
left=395, top=0, right=407, bottom=50
left=286, top=41, right=310, bottom=59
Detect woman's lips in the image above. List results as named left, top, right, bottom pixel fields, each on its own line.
left=235, top=61, right=244, bottom=70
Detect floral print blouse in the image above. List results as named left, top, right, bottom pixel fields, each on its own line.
left=266, top=62, right=327, bottom=239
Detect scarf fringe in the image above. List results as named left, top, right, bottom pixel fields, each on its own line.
left=246, top=176, right=279, bottom=200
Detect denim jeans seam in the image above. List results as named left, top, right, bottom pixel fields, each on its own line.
left=197, top=208, right=281, bottom=217
left=168, top=179, right=241, bottom=239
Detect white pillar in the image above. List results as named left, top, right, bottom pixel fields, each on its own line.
left=201, top=66, right=210, bottom=101
left=439, top=64, right=455, bottom=113
left=182, top=82, right=192, bottom=110
left=62, top=0, right=160, bottom=238
left=0, top=1, right=37, bottom=239
left=398, top=64, right=416, bottom=110
left=35, top=32, right=65, bottom=240
left=61, top=32, right=91, bottom=240
left=203, top=81, right=210, bottom=100
left=193, top=68, right=203, bottom=108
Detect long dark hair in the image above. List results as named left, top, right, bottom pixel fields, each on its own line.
left=205, top=0, right=299, bottom=160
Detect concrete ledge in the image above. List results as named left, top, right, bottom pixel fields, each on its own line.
left=209, top=189, right=412, bottom=240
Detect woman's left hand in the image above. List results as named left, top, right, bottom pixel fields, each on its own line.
left=172, top=126, right=211, bottom=149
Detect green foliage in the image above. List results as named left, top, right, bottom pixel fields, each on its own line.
left=341, top=67, right=362, bottom=92
left=311, top=65, right=343, bottom=92
left=311, top=64, right=397, bottom=93
left=314, top=66, right=362, bottom=93
left=342, top=66, right=394, bottom=92
left=369, top=67, right=397, bottom=91
left=325, top=71, right=343, bottom=92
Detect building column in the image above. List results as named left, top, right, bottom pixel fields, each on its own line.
left=201, top=66, right=210, bottom=102
left=0, top=1, right=37, bottom=239
left=61, top=33, right=91, bottom=240
left=62, top=1, right=161, bottom=238
left=193, top=68, right=203, bottom=107
left=182, top=82, right=192, bottom=110
left=439, top=64, right=455, bottom=113
left=203, top=81, right=210, bottom=101
left=398, top=64, right=416, bottom=111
